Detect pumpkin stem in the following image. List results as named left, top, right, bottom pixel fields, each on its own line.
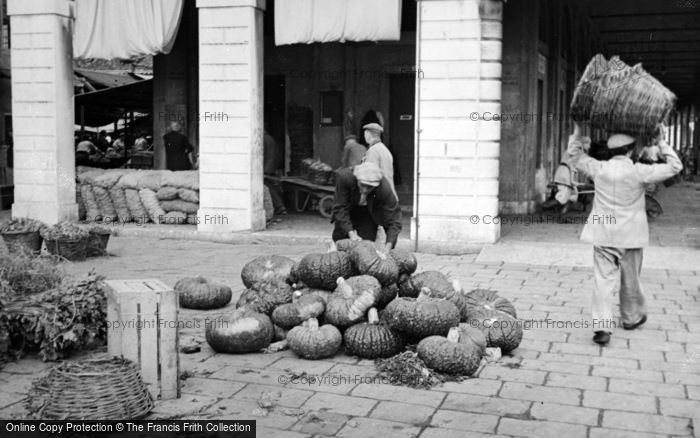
left=452, top=279, right=462, bottom=293
left=328, top=241, right=338, bottom=253
left=292, top=290, right=303, bottom=303
left=367, top=308, right=379, bottom=324
left=347, top=290, right=374, bottom=320
left=447, top=327, right=460, bottom=343
left=336, top=277, right=353, bottom=298
left=306, top=318, right=319, bottom=330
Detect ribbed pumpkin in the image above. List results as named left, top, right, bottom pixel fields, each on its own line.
left=417, top=327, right=483, bottom=375
left=465, top=288, right=517, bottom=319
left=295, top=242, right=356, bottom=290
left=272, top=291, right=326, bottom=329
left=241, top=255, right=296, bottom=288
left=344, top=308, right=405, bottom=359
left=382, top=289, right=461, bottom=340
left=469, top=308, right=523, bottom=353
left=398, top=271, right=453, bottom=298
left=426, top=280, right=469, bottom=322
left=205, top=308, right=274, bottom=354
left=457, top=323, right=488, bottom=355
left=287, top=318, right=342, bottom=359
left=350, top=241, right=400, bottom=286
left=376, top=283, right=399, bottom=309
left=174, top=276, right=232, bottom=309
left=334, top=276, right=384, bottom=308
left=390, top=248, right=418, bottom=276
left=235, top=281, right=294, bottom=315
left=335, top=239, right=359, bottom=252
left=292, top=285, right=333, bottom=304
left=324, top=286, right=375, bottom=328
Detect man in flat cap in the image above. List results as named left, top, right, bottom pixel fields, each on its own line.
left=567, top=124, right=682, bottom=346
left=362, top=123, right=398, bottom=201
left=331, top=162, right=402, bottom=250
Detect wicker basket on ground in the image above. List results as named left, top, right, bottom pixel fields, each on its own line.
left=571, top=54, right=676, bottom=138
left=40, top=222, right=90, bottom=262
left=0, top=218, right=45, bottom=255
left=86, top=230, right=111, bottom=257
left=27, top=358, right=153, bottom=420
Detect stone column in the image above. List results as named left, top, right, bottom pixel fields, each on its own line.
left=414, top=0, right=503, bottom=253
left=8, top=0, right=77, bottom=224
left=196, top=0, right=265, bottom=232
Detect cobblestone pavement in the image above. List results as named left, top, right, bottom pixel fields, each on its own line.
left=1, top=236, right=699, bottom=438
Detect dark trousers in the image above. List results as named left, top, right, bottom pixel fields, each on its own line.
left=332, top=206, right=378, bottom=242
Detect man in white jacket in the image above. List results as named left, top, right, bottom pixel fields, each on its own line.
left=567, top=124, right=682, bottom=345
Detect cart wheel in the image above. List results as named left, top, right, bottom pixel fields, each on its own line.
left=318, top=195, right=334, bottom=219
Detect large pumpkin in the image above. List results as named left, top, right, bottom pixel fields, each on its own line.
left=272, top=291, right=326, bottom=329
left=335, top=239, right=359, bottom=252
left=287, top=318, right=342, bottom=359
left=417, top=327, right=483, bottom=375
left=241, top=255, right=296, bottom=288
left=382, top=289, right=461, bottom=340
left=295, top=242, right=356, bottom=290
left=398, top=271, right=453, bottom=298
left=425, top=280, right=469, bottom=322
left=350, top=241, right=399, bottom=286
left=324, top=286, right=375, bottom=328
left=469, top=308, right=523, bottom=353
left=174, top=276, right=232, bottom=309
left=457, top=323, right=488, bottom=355
left=235, top=281, right=294, bottom=315
left=464, top=288, right=517, bottom=319
left=344, top=308, right=405, bottom=359
left=390, top=248, right=418, bottom=276
left=335, top=275, right=387, bottom=308
left=205, top=308, right=274, bottom=354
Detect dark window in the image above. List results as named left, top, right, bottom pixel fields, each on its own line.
left=320, top=91, right=343, bottom=127
left=1, top=0, right=9, bottom=49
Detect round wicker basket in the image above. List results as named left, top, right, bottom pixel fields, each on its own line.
left=28, top=358, right=154, bottom=420
left=86, top=232, right=110, bottom=258
left=45, top=237, right=88, bottom=261
left=1, top=230, right=42, bottom=255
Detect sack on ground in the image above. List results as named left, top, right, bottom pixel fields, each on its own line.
left=162, top=171, right=199, bottom=190
left=178, top=188, right=199, bottom=203
left=80, top=184, right=101, bottom=221
left=156, top=186, right=180, bottom=201
left=159, top=199, right=199, bottom=214
left=125, top=189, right=149, bottom=222
left=139, top=189, right=166, bottom=224
left=109, top=187, right=132, bottom=222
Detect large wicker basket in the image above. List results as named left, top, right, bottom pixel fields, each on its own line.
left=45, top=237, right=88, bottom=261
left=1, top=230, right=42, bottom=255
left=28, top=358, right=154, bottom=420
left=86, top=231, right=110, bottom=257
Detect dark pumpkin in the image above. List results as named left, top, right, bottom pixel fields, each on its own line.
left=382, top=290, right=461, bottom=340
left=273, top=324, right=289, bottom=341
left=398, top=271, right=453, bottom=298
left=468, top=308, right=523, bottom=353
left=344, top=308, right=405, bottom=359
left=324, top=286, right=375, bottom=328
left=390, top=248, right=418, bottom=276
left=241, top=255, right=296, bottom=288
left=417, top=327, right=483, bottom=375
left=335, top=239, right=359, bottom=252
left=235, top=281, right=294, bottom=315
left=425, top=280, right=469, bottom=322
left=350, top=241, right=399, bottom=286
left=174, top=276, right=232, bottom=309
left=464, top=288, right=517, bottom=319
left=295, top=242, right=356, bottom=290
left=272, top=292, right=326, bottom=329
left=287, top=318, right=342, bottom=359
left=205, top=308, right=274, bottom=354
left=376, top=283, right=399, bottom=309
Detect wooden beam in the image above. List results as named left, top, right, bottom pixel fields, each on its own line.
left=589, top=0, right=700, bottom=16
left=592, top=15, right=700, bottom=33
left=598, top=29, right=700, bottom=42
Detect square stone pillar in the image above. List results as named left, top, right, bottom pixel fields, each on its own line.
left=196, top=0, right=266, bottom=232
left=8, top=0, right=77, bottom=224
left=414, top=0, right=503, bottom=253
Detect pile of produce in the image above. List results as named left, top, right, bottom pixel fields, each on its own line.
left=0, top=252, right=64, bottom=296
left=201, top=240, right=524, bottom=384
left=301, top=158, right=335, bottom=186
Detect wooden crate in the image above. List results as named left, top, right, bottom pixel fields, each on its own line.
left=104, top=279, right=180, bottom=400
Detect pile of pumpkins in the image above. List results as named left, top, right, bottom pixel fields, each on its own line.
left=175, top=240, right=523, bottom=377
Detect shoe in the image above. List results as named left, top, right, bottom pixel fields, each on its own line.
left=593, top=331, right=610, bottom=345
left=623, top=314, right=647, bottom=330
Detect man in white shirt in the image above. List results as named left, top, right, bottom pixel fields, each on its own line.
left=362, top=123, right=397, bottom=201
left=567, top=124, right=682, bottom=346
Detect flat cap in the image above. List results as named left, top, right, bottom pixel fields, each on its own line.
left=607, top=133, right=635, bottom=149
left=362, top=123, right=384, bottom=134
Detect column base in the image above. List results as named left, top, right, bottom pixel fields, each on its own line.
left=195, top=208, right=265, bottom=233
left=12, top=202, right=78, bottom=225
left=414, top=216, right=500, bottom=254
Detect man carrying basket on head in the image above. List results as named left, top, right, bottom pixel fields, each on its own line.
left=567, top=123, right=682, bottom=346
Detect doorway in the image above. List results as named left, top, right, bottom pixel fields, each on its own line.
left=389, top=74, right=415, bottom=205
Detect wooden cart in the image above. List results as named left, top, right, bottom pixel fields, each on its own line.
left=266, top=176, right=335, bottom=218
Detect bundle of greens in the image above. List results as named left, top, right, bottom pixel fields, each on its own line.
left=374, top=350, right=470, bottom=390
left=0, top=218, right=45, bottom=234
left=40, top=222, right=90, bottom=241
left=0, top=253, right=64, bottom=296
left=0, top=273, right=107, bottom=362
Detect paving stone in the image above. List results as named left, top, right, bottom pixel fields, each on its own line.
left=628, top=339, right=686, bottom=353
left=688, top=385, right=700, bottom=400
left=232, top=383, right=314, bottom=408
left=266, top=357, right=337, bottom=375
left=602, top=410, right=693, bottom=436
left=336, top=417, right=422, bottom=438
left=438, top=379, right=502, bottom=396
left=208, top=366, right=289, bottom=387
left=588, top=427, right=669, bottom=438
left=659, top=397, right=700, bottom=418
left=350, top=383, right=445, bottom=407
left=418, top=427, right=510, bottom=438
left=582, top=390, right=657, bottom=413
left=608, top=378, right=686, bottom=398
left=291, top=410, right=349, bottom=436
left=441, top=393, right=530, bottom=417
left=602, top=347, right=665, bottom=362
left=478, top=366, right=547, bottom=384
left=519, top=359, right=589, bottom=375
left=497, top=418, right=588, bottom=438
left=369, top=401, right=435, bottom=426
left=207, top=398, right=303, bottom=428
left=151, top=395, right=218, bottom=417
left=499, top=382, right=580, bottom=405
left=516, top=339, right=551, bottom=352
left=665, top=372, right=700, bottom=386
left=530, top=402, right=600, bottom=426
left=590, top=356, right=640, bottom=369
left=640, top=359, right=693, bottom=372
left=180, top=378, right=245, bottom=399
left=545, top=372, right=607, bottom=391
left=301, top=392, right=377, bottom=416
left=591, top=366, right=663, bottom=382
left=430, top=410, right=499, bottom=433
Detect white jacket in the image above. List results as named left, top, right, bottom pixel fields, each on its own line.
left=567, top=135, right=682, bottom=248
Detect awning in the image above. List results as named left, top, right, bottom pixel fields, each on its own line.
left=74, top=79, right=152, bottom=127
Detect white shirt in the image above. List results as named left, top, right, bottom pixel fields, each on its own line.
left=364, top=141, right=397, bottom=200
